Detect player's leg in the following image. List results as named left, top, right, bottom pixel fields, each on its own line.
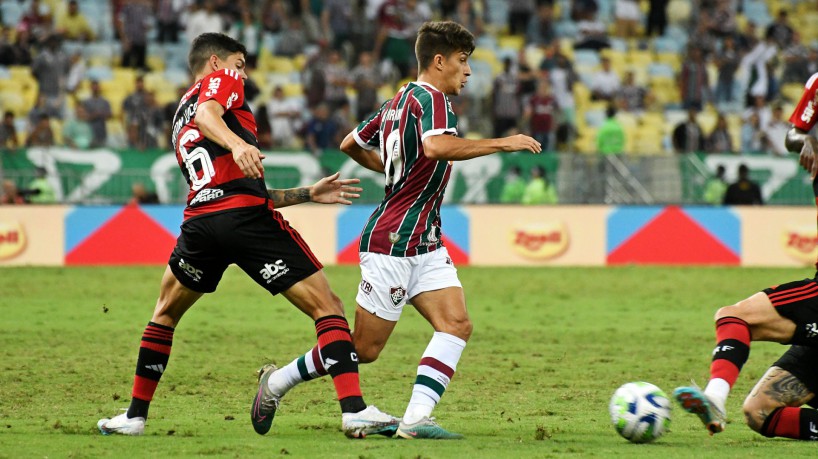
left=675, top=283, right=802, bottom=435
left=743, top=346, right=818, bottom=440
left=98, top=267, right=205, bottom=435
left=396, top=247, right=469, bottom=439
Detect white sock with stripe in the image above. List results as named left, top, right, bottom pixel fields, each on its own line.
left=267, top=345, right=328, bottom=396
left=403, top=332, right=466, bottom=425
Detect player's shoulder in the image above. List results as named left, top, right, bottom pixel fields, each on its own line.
left=805, top=72, right=818, bottom=90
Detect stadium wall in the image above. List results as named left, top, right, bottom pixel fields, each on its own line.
left=0, top=205, right=815, bottom=268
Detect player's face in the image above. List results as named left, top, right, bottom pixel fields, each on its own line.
left=215, top=52, right=248, bottom=81
left=442, top=51, right=471, bottom=96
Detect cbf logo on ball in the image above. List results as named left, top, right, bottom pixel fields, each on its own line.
left=510, top=222, right=569, bottom=260
left=0, top=220, right=26, bottom=261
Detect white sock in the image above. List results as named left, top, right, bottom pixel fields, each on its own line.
left=704, top=378, right=730, bottom=407
left=402, top=332, right=466, bottom=425
left=267, top=346, right=327, bottom=396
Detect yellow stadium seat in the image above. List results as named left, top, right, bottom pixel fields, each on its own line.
left=655, top=52, right=681, bottom=72
left=497, top=34, right=525, bottom=51
left=782, top=82, right=806, bottom=102
left=631, top=126, right=664, bottom=154
left=281, top=82, right=303, bottom=98
left=0, top=91, right=28, bottom=117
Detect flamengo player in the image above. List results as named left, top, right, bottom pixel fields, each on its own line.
left=253, top=21, right=542, bottom=439
left=674, top=72, right=818, bottom=440
left=96, top=33, right=398, bottom=438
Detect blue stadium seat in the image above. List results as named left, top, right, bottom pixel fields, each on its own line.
left=1, top=2, right=23, bottom=27
left=555, top=20, right=579, bottom=39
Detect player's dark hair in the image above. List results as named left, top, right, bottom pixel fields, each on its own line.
left=188, top=33, right=247, bottom=74
left=415, top=21, right=475, bottom=72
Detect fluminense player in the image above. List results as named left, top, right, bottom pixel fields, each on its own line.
left=251, top=21, right=541, bottom=439
left=97, top=33, right=398, bottom=438
left=675, top=71, right=818, bottom=440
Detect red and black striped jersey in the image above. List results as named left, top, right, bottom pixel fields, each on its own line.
left=172, top=68, right=266, bottom=221
left=788, top=72, right=818, bottom=270
left=352, top=81, right=458, bottom=257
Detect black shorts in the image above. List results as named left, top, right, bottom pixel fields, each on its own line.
left=762, top=278, right=818, bottom=327
left=168, top=205, right=322, bottom=294
left=773, top=346, right=818, bottom=407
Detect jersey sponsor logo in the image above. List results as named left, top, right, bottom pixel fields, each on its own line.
left=171, top=100, right=199, bottom=151
left=178, top=258, right=203, bottom=281
left=782, top=225, right=818, bottom=264
left=388, top=232, right=400, bottom=244
left=510, top=222, right=569, bottom=260
left=389, top=285, right=407, bottom=306
left=0, top=220, right=26, bottom=260
left=226, top=92, right=238, bottom=110
left=205, top=77, right=221, bottom=97
left=260, top=260, right=289, bottom=283
left=801, top=100, right=815, bottom=124
left=190, top=188, right=224, bottom=205
left=360, top=279, right=373, bottom=295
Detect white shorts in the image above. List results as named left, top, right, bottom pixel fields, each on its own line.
left=356, top=247, right=462, bottom=322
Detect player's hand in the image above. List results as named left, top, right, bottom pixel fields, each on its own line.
left=232, top=143, right=265, bottom=179
left=501, top=134, right=542, bottom=154
left=310, top=172, right=362, bottom=205
left=800, top=137, right=818, bottom=179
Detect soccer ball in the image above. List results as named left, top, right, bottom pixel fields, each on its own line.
left=609, top=382, right=671, bottom=443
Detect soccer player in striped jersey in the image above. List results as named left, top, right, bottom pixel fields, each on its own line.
left=675, top=72, right=818, bottom=440
left=97, top=33, right=398, bottom=439
left=260, top=21, right=541, bottom=439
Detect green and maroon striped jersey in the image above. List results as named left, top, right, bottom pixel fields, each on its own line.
left=352, top=81, right=458, bottom=257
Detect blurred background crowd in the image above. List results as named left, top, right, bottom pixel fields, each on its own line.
left=0, top=0, right=816, bottom=205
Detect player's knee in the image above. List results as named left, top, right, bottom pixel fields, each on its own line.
left=355, top=345, right=382, bottom=364
left=741, top=398, right=768, bottom=434
left=443, top=317, right=472, bottom=341
left=714, top=304, right=742, bottom=322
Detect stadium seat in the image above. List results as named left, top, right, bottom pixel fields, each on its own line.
left=497, top=35, right=524, bottom=52
left=781, top=83, right=805, bottom=103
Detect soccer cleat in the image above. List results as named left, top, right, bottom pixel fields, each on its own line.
left=251, top=364, right=281, bottom=435
left=341, top=405, right=400, bottom=438
left=97, top=412, right=145, bottom=436
left=396, top=417, right=464, bottom=439
left=674, top=386, right=727, bottom=435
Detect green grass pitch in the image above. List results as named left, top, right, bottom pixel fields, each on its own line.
left=2, top=265, right=817, bottom=458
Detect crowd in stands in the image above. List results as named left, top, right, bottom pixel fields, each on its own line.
left=0, top=0, right=817, bottom=205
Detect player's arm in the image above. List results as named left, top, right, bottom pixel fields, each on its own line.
left=423, top=133, right=542, bottom=161
left=267, top=172, right=362, bottom=208
left=340, top=131, right=384, bottom=172
left=195, top=99, right=265, bottom=179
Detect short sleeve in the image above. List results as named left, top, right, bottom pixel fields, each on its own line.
left=198, top=69, right=245, bottom=111
left=353, top=101, right=387, bottom=150
left=789, top=72, right=818, bottom=132
left=416, top=88, right=458, bottom=142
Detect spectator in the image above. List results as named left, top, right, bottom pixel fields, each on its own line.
left=122, top=76, right=159, bottom=150
left=492, top=57, right=522, bottom=137
left=350, top=51, right=382, bottom=121
left=55, top=0, right=95, bottom=42
left=766, top=9, right=794, bottom=49
left=331, top=100, right=354, bottom=146
left=186, top=1, right=225, bottom=43
left=596, top=104, right=626, bottom=155
left=765, top=105, right=791, bottom=156
left=740, top=113, right=769, bottom=154
left=276, top=16, right=308, bottom=57
left=703, top=164, right=727, bottom=205
left=303, top=103, right=338, bottom=155
left=526, top=3, right=556, bottom=48
left=323, top=50, right=350, bottom=110
left=0, top=180, right=25, bottom=205
left=742, top=30, right=779, bottom=105
left=31, top=34, right=69, bottom=119
left=645, top=0, right=668, bottom=37
left=500, top=165, right=527, bottom=204
left=735, top=20, right=759, bottom=53
left=1, top=28, right=33, bottom=66
left=0, top=111, right=19, bottom=150
left=156, top=0, right=185, bottom=43
left=589, top=56, right=621, bottom=102
left=82, top=80, right=113, bottom=148
left=707, top=113, right=734, bottom=154
left=571, top=0, right=599, bottom=21
left=713, top=36, right=740, bottom=106
left=261, top=0, right=288, bottom=34
left=618, top=70, right=647, bottom=112
left=65, top=51, right=87, bottom=94
left=574, top=10, right=610, bottom=51
left=679, top=47, right=710, bottom=110
left=130, top=182, right=159, bottom=205
left=508, top=0, right=535, bottom=35
left=706, top=0, right=737, bottom=38
left=117, top=0, right=152, bottom=69
left=451, top=0, right=484, bottom=37
left=26, top=114, right=55, bottom=147
left=690, top=20, right=717, bottom=58
left=723, top=164, right=762, bottom=205
left=522, top=165, right=558, bottom=205
left=17, top=0, right=52, bottom=45
left=374, top=0, right=430, bottom=78
left=781, top=32, right=811, bottom=84
left=27, top=167, right=56, bottom=204
left=672, top=108, right=705, bottom=153
left=614, top=0, right=641, bottom=38
left=525, top=80, right=559, bottom=151
left=742, top=95, right=772, bottom=132
left=322, top=0, right=355, bottom=51
left=228, top=4, right=261, bottom=67
left=267, top=86, right=301, bottom=148
left=63, top=104, right=93, bottom=150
